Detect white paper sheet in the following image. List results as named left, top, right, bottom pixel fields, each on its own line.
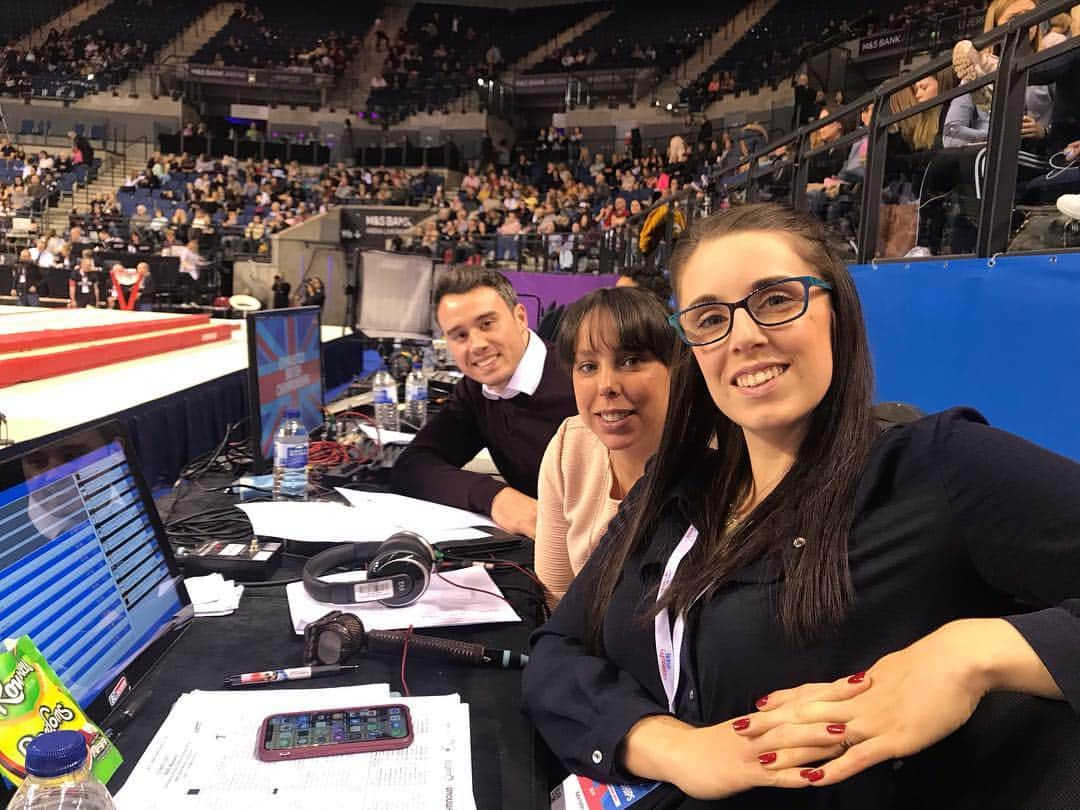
left=359, top=424, right=415, bottom=445
left=285, top=566, right=520, bottom=634
left=334, top=488, right=495, bottom=531
left=235, top=498, right=492, bottom=546
left=236, top=501, right=402, bottom=543
left=183, top=573, right=244, bottom=617
left=113, top=686, right=476, bottom=810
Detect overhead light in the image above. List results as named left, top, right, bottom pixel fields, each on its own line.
left=666, top=103, right=673, bottom=111
left=477, top=78, right=484, bottom=86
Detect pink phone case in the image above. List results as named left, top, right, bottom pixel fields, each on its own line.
left=255, top=704, right=414, bottom=762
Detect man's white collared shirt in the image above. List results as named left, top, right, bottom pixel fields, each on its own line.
left=481, top=329, right=546, bottom=401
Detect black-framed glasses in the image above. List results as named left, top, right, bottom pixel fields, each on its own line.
left=668, top=276, right=833, bottom=346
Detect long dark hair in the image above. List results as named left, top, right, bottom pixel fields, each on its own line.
left=585, top=204, right=878, bottom=651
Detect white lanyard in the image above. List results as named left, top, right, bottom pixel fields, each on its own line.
left=654, top=524, right=700, bottom=713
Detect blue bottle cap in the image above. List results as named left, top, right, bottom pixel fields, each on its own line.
left=24, top=731, right=88, bottom=778
left=283, top=408, right=301, bottom=420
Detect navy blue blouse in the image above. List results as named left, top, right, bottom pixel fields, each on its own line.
left=523, top=409, right=1080, bottom=807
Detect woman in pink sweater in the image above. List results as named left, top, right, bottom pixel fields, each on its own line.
left=536, top=287, right=675, bottom=606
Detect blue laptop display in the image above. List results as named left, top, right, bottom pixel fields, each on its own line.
left=0, top=420, right=192, bottom=720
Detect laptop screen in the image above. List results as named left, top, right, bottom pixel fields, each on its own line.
left=0, top=421, right=191, bottom=717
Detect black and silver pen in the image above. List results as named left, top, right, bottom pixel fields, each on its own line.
left=223, top=664, right=360, bottom=687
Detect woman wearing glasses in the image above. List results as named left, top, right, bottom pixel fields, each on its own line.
left=535, top=287, right=675, bottom=608
left=523, top=203, right=1080, bottom=805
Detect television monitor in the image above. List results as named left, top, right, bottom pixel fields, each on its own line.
left=0, top=419, right=192, bottom=723
left=246, top=306, right=325, bottom=474
left=357, top=251, right=435, bottom=337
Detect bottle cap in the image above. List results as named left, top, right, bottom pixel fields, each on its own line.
left=283, top=408, right=301, bottom=420
left=24, top=731, right=89, bottom=778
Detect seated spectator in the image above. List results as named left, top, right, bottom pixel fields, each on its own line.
left=391, top=266, right=576, bottom=538
left=30, top=238, right=56, bottom=269
left=129, top=203, right=151, bottom=233
left=807, top=104, right=873, bottom=232
left=536, top=287, right=675, bottom=606
left=889, top=68, right=956, bottom=154
left=190, top=206, right=214, bottom=234
left=150, top=208, right=169, bottom=232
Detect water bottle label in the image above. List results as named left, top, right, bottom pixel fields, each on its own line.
left=374, top=388, right=396, bottom=405
left=275, top=443, right=308, bottom=469
left=408, top=388, right=427, bottom=401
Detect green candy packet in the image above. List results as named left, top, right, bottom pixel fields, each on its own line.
left=0, top=636, right=122, bottom=786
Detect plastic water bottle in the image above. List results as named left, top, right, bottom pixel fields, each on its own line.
left=7, top=730, right=116, bottom=810
left=372, top=364, right=399, bottom=432
left=421, top=345, right=436, bottom=377
left=272, top=409, right=308, bottom=501
left=404, top=361, right=428, bottom=429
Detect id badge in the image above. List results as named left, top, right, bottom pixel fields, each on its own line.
left=81, top=282, right=90, bottom=294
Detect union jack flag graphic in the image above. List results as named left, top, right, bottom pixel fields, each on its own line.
left=254, top=311, right=322, bottom=459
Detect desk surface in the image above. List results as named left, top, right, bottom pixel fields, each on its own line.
left=106, top=487, right=552, bottom=810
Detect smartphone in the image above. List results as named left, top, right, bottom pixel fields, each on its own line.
left=255, top=704, right=414, bottom=762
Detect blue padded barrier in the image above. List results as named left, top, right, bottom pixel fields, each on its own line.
left=850, top=253, right=1080, bottom=461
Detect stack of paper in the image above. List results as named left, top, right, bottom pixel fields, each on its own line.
left=113, top=684, right=475, bottom=810
left=183, top=573, right=244, bottom=617
left=235, top=490, right=494, bottom=545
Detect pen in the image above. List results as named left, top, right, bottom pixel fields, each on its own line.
left=223, top=664, right=360, bottom=687
left=102, top=689, right=153, bottom=741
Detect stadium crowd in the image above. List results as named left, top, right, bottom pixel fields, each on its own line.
left=0, top=29, right=149, bottom=96
left=198, top=4, right=363, bottom=75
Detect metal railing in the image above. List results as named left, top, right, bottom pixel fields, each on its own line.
left=626, top=0, right=1080, bottom=266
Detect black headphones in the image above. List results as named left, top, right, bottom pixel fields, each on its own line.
left=302, top=531, right=435, bottom=608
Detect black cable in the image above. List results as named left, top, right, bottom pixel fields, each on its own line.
left=165, top=504, right=261, bottom=547
left=242, top=577, right=302, bottom=588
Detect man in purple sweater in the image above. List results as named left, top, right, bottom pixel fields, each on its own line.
left=391, top=267, right=576, bottom=539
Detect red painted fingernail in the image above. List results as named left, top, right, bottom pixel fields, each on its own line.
left=799, top=768, right=816, bottom=778
left=732, top=718, right=751, bottom=731
left=754, top=695, right=769, bottom=709
left=847, top=671, right=866, bottom=683
left=757, top=752, right=777, bottom=765
left=804, top=769, right=825, bottom=782
left=826, top=723, right=846, bottom=734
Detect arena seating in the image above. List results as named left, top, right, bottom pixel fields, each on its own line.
left=190, top=2, right=376, bottom=73
left=681, top=0, right=981, bottom=108
left=527, top=1, right=736, bottom=74
left=365, top=2, right=597, bottom=121
left=4, top=0, right=220, bottom=99
left=2, top=0, right=76, bottom=41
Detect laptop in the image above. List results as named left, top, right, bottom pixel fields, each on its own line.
left=0, top=419, right=192, bottom=724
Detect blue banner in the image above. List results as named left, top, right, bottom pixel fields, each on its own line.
left=850, top=253, right=1080, bottom=460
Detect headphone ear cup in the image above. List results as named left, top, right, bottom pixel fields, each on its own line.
left=373, top=531, right=434, bottom=563
left=368, top=532, right=433, bottom=608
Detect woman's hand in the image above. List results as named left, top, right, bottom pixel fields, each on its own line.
left=621, top=672, right=871, bottom=799
left=1021, top=115, right=1046, bottom=140
left=740, top=619, right=1060, bottom=786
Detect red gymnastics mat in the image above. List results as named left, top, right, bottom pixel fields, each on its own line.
left=0, top=309, right=239, bottom=387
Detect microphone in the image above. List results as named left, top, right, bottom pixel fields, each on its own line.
left=363, top=625, right=528, bottom=669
